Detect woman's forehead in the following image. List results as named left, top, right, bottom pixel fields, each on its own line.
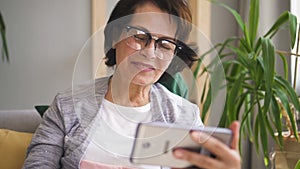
left=128, top=13, right=178, bottom=38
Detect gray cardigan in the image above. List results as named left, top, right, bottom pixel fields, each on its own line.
left=23, top=76, right=202, bottom=169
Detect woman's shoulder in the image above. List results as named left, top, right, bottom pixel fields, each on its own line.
left=56, top=76, right=110, bottom=99
left=48, top=77, right=110, bottom=130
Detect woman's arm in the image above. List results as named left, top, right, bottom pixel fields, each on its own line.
left=173, top=121, right=241, bottom=169
left=23, top=95, right=65, bottom=169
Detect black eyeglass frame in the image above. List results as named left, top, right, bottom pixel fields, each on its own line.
left=124, top=25, right=183, bottom=56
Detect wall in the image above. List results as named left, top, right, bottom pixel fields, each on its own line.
left=210, top=0, right=239, bottom=45
left=291, top=0, right=300, bottom=95
left=0, top=0, right=91, bottom=109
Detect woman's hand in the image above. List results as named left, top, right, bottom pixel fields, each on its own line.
left=172, top=121, right=241, bottom=169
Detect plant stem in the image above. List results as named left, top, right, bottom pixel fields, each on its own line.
left=276, top=50, right=300, bottom=57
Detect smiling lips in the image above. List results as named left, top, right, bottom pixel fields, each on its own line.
left=132, top=61, right=155, bottom=72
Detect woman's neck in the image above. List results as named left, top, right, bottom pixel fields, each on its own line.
left=105, top=76, right=151, bottom=107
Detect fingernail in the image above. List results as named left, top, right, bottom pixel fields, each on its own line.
left=173, top=149, right=184, bottom=158
left=191, top=131, right=205, bottom=143
left=191, top=131, right=200, bottom=138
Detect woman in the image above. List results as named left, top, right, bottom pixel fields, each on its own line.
left=23, top=0, right=241, bottom=168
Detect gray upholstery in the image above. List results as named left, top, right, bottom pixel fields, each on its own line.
left=0, top=109, right=42, bottom=133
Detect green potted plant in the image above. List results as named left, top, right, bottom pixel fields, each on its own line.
left=195, top=0, right=300, bottom=167
left=0, top=11, right=9, bottom=62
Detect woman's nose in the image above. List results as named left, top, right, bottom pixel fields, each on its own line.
left=140, top=40, right=156, bottom=59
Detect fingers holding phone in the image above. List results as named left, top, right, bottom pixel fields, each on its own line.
left=173, top=121, right=241, bottom=169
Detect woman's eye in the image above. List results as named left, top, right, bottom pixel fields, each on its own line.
left=159, top=40, right=174, bottom=50
left=133, top=34, right=148, bottom=41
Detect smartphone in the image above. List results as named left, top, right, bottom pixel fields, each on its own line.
left=130, top=122, right=232, bottom=168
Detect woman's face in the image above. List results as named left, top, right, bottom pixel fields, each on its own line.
left=113, top=2, right=178, bottom=86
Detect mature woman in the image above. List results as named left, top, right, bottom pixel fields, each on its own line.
left=23, top=0, right=241, bottom=169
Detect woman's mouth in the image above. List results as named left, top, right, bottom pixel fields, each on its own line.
left=132, top=61, right=155, bottom=72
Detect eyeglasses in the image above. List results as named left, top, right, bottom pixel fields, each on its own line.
left=124, top=26, right=182, bottom=60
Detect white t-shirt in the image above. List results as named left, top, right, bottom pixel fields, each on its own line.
left=80, top=99, right=161, bottom=169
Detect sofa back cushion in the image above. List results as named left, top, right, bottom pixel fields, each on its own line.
left=0, top=109, right=42, bottom=133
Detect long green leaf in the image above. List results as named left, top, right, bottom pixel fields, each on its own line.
left=227, top=45, right=252, bottom=69
left=254, top=37, right=262, bottom=53
left=264, top=11, right=290, bottom=38
left=257, top=96, right=269, bottom=166
left=277, top=52, right=288, bottom=79
left=240, top=94, right=253, bottom=140
left=264, top=11, right=297, bottom=48
left=294, top=160, right=300, bottom=169
left=218, top=37, right=238, bottom=55
left=0, top=12, right=9, bottom=62
left=201, top=84, right=212, bottom=121
left=264, top=110, right=277, bottom=149
left=276, top=76, right=300, bottom=113
left=246, top=94, right=254, bottom=142
left=236, top=92, right=249, bottom=120
left=218, top=101, right=228, bottom=127
left=227, top=74, right=244, bottom=122
left=289, top=13, right=297, bottom=48
left=248, top=0, right=259, bottom=48
left=261, top=38, right=275, bottom=116
left=274, top=83, right=299, bottom=141
left=271, top=96, right=283, bottom=149
left=243, top=27, right=252, bottom=52
left=254, top=115, right=260, bottom=154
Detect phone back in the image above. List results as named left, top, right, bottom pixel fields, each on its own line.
left=130, top=122, right=232, bottom=168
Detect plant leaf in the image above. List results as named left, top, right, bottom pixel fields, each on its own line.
left=254, top=115, right=260, bottom=154
left=264, top=11, right=289, bottom=38
left=261, top=38, right=275, bottom=116
left=201, top=84, right=212, bottom=121
left=0, top=12, right=9, bottom=62
left=248, top=0, right=259, bottom=48
left=276, top=76, right=300, bottom=114
left=294, top=160, right=300, bottom=169
left=258, top=105, right=269, bottom=166
left=274, top=80, right=299, bottom=141
left=277, top=52, right=288, bottom=79
left=227, top=45, right=251, bottom=68
left=264, top=11, right=297, bottom=48
left=271, top=96, right=283, bottom=149
left=227, top=74, right=244, bottom=122
left=288, top=13, right=297, bottom=48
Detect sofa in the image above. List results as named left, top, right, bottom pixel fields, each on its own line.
left=0, top=109, right=43, bottom=169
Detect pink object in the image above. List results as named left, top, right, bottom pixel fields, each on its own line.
left=80, top=160, right=137, bottom=169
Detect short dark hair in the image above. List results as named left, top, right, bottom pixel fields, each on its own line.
left=104, top=0, right=197, bottom=72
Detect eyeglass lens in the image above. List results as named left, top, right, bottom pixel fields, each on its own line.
left=125, top=26, right=178, bottom=60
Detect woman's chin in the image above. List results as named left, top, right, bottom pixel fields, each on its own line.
left=131, top=74, right=160, bottom=86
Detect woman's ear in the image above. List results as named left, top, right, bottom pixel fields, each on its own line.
left=112, top=40, right=119, bottom=50
left=112, top=43, right=116, bottom=49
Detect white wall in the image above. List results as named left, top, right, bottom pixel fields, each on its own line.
left=0, top=0, right=91, bottom=109
left=291, top=0, right=300, bottom=95
left=210, top=0, right=238, bottom=45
